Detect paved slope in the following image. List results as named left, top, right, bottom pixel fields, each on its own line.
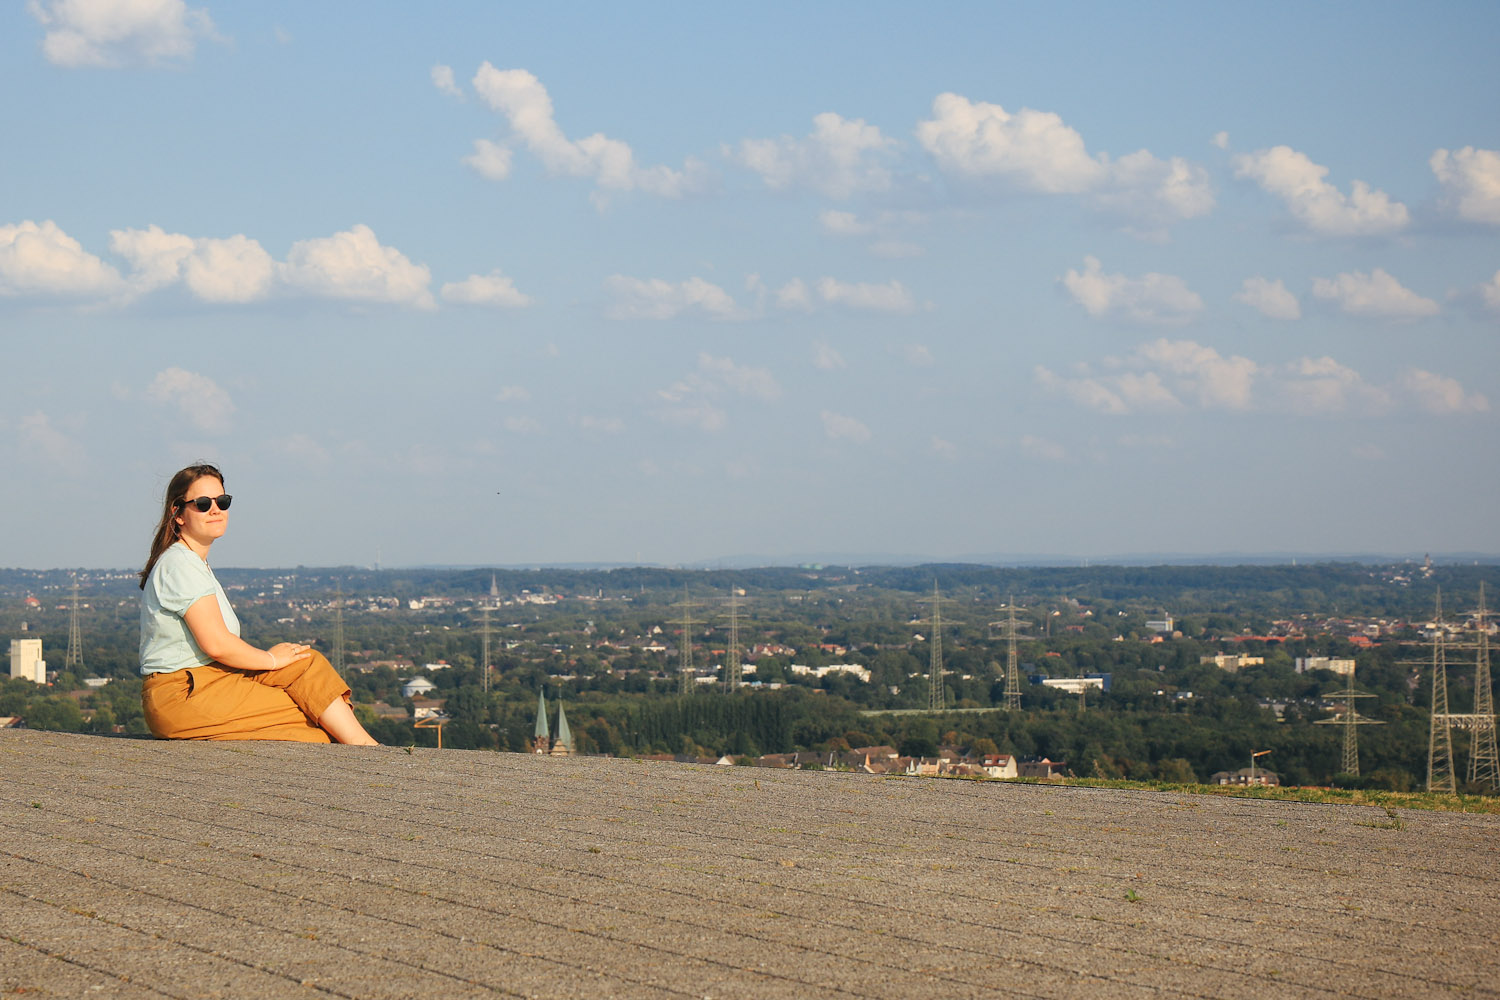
left=2, top=730, right=1497, bottom=999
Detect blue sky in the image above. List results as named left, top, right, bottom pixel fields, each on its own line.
left=3, top=2, right=1497, bottom=569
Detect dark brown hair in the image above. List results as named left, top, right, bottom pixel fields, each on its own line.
left=138, top=464, right=224, bottom=589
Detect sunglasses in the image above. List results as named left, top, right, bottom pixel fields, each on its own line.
left=178, top=494, right=233, bottom=513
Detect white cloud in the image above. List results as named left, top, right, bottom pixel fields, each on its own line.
left=18, top=411, right=84, bottom=466
left=0, top=219, right=123, bottom=298
left=917, top=93, right=1102, bottom=192
left=441, top=269, right=532, bottom=307
left=656, top=400, right=726, bottom=432
left=821, top=410, right=871, bottom=443
left=1233, top=276, right=1301, bottom=320
left=1232, top=145, right=1408, bottom=236
left=1481, top=270, right=1500, bottom=314
left=279, top=225, right=434, bottom=308
left=495, top=385, right=530, bottom=403
left=1278, top=356, right=1390, bottom=415
left=503, top=416, right=542, bottom=434
left=1020, top=435, right=1067, bottom=462
left=819, top=210, right=873, bottom=236
left=820, top=209, right=928, bottom=256
left=431, top=64, right=462, bottom=99
left=182, top=235, right=275, bottom=303
left=915, top=92, right=1213, bottom=230
left=697, top=354, right=781, bottom=401
left=1310, top=268, right=1438, bottom=320
left=931, top=436, right=957, bottom=460
left=812, top=341, right=846, bottom=371
left=462, top=139, right=513, bottom=181
left=28, top=0, right=218, bottom=68
left=815, top=277, right=916, bottom=313
left=655, top=354, right=779, bottom=431
left=1034, top=366, right=1181, bottom=415
left=110, top=225, right=274, bottom=303
left=1431, top=147, right=1500, bottom=225
left=1037, top=340, right=1258, bottom=414
left=775, top=278, right=812, bottom=311
left=146, top=367, right=233, bottom=433
left=603, top=275, right=738, bottom=320
left=1091, top=149, right=1215, bottom=231
left=1401, top=369, right=1489, bottom=414
left=1211, top=131, right=1230, bottom=150
left=729, top=112, right=896, bottom=199
left=1061, top=256, right=1202, bottom=325
left=470, top=63, right=702, bottom=198
left=1135, top=339, right=1258, bottom=410
left=1040, top=340, right=1483, bottom=418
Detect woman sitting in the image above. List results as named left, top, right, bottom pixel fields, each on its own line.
left=138, top=463, right=377, bottom=745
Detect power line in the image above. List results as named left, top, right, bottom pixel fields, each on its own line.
left=917, top=582, right=960, bottom=712
left=671, top=587, right=700, bottom=696
left=720, top=588, right=746, bottom=693
left=332, top=583, right=345, bottom=675
left=1313, top=659, right=1382, bottom=776
left=1466, top=583, right=1497, bottom=791
left=988, top=596, right=1028, bottom=711
left=1424, top=586, right=1499, bottom=794
left=65, top=575, right=84, bottom=673
left=1427, top=589, right=1456, bottom=794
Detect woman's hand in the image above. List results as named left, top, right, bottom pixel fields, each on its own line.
left=269, top=642, right=312, bottom=667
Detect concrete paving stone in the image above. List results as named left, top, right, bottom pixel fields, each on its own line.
left=5, top=731, right=1500, bottom=1000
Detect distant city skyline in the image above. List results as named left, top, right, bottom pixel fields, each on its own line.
left=3, top=3, right=1497, bottom=569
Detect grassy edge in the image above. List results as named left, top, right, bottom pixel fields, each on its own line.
left=1000, top=776, right=1498, bottom=814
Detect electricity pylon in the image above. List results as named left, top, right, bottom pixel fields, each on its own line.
left=1426, top=586, right=1500, bottom=794
left=477, top=575, right=499, bottom=694
left=65, top=575, right=84, bottom=672
left=1428, top=590, right=1456, bottom=794
left=988, top=596, right=1028, bottom=711
left=721, top=588, right=746, bottom=692
left=917, top=582, right=960, bottom=711
left=1314, top=660, right=1383, bottom=776
left=1465, top=583, right=1498, bottom=792
left=332, top=584, right=346, bottom=675
left=672, top=587, right=700, bottom=695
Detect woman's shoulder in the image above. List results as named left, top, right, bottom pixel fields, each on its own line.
left=149, top=544, right=212, bottom=585
left=155, top=543, right=203, bottom=568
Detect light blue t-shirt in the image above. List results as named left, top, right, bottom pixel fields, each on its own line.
left=139, top=543, right=241, bottom=674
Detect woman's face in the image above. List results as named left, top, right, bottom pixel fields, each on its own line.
left=175, top=475, right=229, bottom=546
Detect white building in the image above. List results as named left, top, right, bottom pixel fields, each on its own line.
left=789, top=663, right=871, bottom=683
left=9, top=639, right=45, bottom=684
left=401, top=676, right=437, bottom=699
left=1295, top=657, right=1355, bottom=676
left=1040, top=676, right=1105, bottom=694
left=1201, top=653, right=1265, bottom=672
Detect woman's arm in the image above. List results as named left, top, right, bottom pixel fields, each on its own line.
left=182, top=595, right=309, bottom=671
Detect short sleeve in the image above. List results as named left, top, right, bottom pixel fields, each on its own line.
left=153, top=549, right=217, bottom=615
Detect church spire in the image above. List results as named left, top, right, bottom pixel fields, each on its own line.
left=551, top=701, right=573, bottom=756
left=532, top=689, right=550, bottom=754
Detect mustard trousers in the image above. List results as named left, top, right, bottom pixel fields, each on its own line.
left=142, top=650, right=351, bottom=742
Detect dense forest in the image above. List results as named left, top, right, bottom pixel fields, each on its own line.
left=3, top=561, right=1495, bottom=793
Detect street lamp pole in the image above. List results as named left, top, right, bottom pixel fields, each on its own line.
left=1250, top=748, right=1272, bottom=784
